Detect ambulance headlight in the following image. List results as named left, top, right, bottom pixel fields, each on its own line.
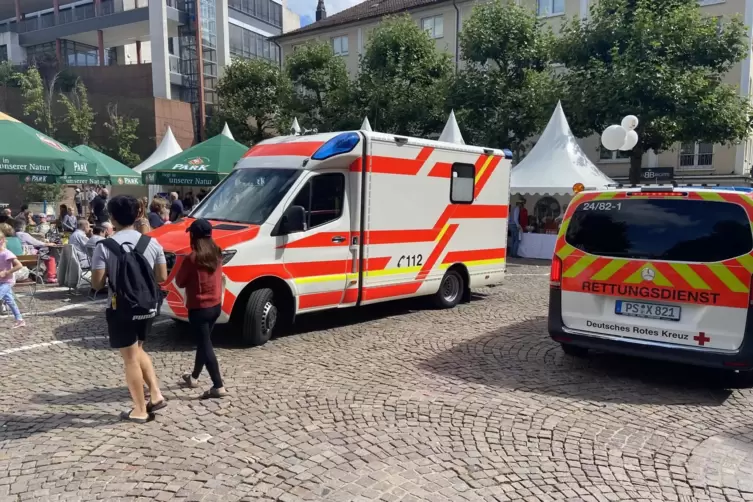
left=221, top=250, right=237, bottom=265
left=311, top=132, right=360, bottom=161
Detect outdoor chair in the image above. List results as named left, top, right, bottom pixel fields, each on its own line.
left=13, top=255, right=40, bottom=316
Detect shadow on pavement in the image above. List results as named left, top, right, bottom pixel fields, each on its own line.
left=0, top=412, right=118, bottom=440
left=30, top=386, right=131, bottom=405
left=421, top=316, right=735, bottom=406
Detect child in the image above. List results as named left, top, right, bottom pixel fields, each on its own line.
left=0, top=235, right=25, bottom=328
left=175, top=218, right=228, bottom=399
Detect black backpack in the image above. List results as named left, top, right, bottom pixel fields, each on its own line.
left=102, top=236, right=160, bottom=322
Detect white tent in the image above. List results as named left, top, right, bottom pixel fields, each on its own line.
left=360, top=117, right=372, bottom=132
left=438, top=110, right=465, bottom=145
left=221, top=123, right=234, bottom=140
left=132, top=127, right=184, bottom=200
left=511, top=101, right=614, bottom=195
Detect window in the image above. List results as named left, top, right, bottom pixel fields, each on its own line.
left=0, top=45, right=6, bottom=63
left=450, top=163, right=475, bottom=204
left=332, top=36, right=348, bottom=56
left=599, top=146, right=630, bottom=161
left=292, top=173, right=346, bottom=229
left=679, top=142, right=713, bottom=169
left=192, top=168, right=302, bottom=225
left=537, top=0, right=564, bottom=16
left=421, top=15, right=444, bottom=39
left=565, top=199, right=753, bottom=262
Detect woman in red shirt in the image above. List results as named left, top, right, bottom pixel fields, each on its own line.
left=176, top=219, right=228, bottom=399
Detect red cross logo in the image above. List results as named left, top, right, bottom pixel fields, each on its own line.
left=694, top=332, right=711, bottom=346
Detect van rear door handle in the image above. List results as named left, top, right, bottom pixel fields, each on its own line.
left=331, top=236, right=346, bottom=243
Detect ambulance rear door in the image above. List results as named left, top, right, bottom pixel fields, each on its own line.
left=557, top=191, right=753, bottom=351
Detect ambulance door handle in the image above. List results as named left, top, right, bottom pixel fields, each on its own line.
left=331, top=236, right=346, bottom=243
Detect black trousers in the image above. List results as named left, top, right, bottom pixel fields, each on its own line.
left=189, top=304, right=223, bottom=389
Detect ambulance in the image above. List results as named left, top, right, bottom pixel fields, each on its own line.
left=549, top=184, right=753, bottom=371
left=151, top=130, right=512, bottom=345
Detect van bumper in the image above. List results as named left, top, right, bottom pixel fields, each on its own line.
left=548, top=288, right=753, bottom=371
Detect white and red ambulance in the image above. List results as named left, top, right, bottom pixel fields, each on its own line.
left=151, top=130, right=512, bottom=345
left=549, top=185, right=753, bottom=370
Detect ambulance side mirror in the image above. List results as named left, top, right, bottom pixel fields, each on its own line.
left=275, top=205, right=306, bottom=235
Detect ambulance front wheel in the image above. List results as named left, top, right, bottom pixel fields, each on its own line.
left=433, top=269, right=464, bottom=308
left=241, top=288, right=277, bottom=346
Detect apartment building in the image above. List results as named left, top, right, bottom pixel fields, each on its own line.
left=275, top=0, right=753, bottom=185
left=0, top=0, right=300, bottom=142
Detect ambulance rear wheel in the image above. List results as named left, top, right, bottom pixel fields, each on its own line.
left=560, top=343, right=589, bottom=357
left=242, top=288, right=277, bottom=346
left=433, top=269, right=464, bottom=308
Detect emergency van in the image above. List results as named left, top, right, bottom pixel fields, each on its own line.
left=151, top=130, right=512, bottom=345
left=549, top=184, right=753, bottom=371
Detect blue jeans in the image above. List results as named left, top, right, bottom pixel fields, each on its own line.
left=509, top=224, right=521, bottom=257
left=0, top=282, right=22, bottom=320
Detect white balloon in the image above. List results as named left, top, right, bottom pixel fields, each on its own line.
left=621, top=115, right=639, bottom=131
left=601, top=125, right=627, bottom=151
left=619, top=130, right=639, bottom=151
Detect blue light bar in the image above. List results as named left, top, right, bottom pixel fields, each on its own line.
left=502, top=149, right=513, bottom=159
left=311, top=132, right=360, bottom=161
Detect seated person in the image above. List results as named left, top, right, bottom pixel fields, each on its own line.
left=0, top=223, right=23, bottom=256
left=69, top=219, right=92, bottom=268
left=86, top=226, right=105, bottom=250
left=14, top=220, right=49, bottom=251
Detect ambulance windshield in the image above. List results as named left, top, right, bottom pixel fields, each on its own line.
left=191, top=168, right=301, bottom=224
left=565, top=198, right=753, bottom=262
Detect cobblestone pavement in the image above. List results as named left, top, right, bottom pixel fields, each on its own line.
left=2, top=261, right=753, bottom=502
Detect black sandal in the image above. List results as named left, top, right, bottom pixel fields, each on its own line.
left=119, top=410, right=155, bottom=424
left=146, top=398, right=168, bottom=413
left=199, top=388, right=228, bottom=400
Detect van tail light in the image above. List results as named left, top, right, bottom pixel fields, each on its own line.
left=723, top=361, right=749, bottom=368
left=550, top=256, right=562, bottom=289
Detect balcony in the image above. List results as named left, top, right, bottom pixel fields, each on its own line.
left=12, top=0, right=184, bottom=35
left=169, top=54, right=182, bottom=74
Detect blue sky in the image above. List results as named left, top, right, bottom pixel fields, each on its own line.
left=286, top=0, right=361, bottom=26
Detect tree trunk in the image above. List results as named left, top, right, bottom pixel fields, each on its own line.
left=628, top=147, right=643, bottom=185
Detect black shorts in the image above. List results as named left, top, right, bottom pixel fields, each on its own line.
left=106, top=309, right=154, bottom=349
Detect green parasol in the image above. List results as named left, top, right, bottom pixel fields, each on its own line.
left=0, top=112, right=99, bottom=183
left=142, top=134, right=247, bottom=187
left=61, top=145, right=142, bottom=186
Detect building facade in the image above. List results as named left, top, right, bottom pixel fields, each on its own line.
left=275, top=0, right=753, bottom=185
left=0, top=0, right=300, bottom=140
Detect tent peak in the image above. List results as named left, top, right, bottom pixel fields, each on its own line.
left=221, top=123, right=234, bottom=140
left=438, top=110, right=465, bottom=145
left=360, top=117, right=372, bottom=132
left=133, top=125, right=183, bottom=174
left=290, top=118, right=301, bottom=135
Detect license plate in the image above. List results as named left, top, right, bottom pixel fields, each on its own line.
left=615, top=300, right=681, bottom=321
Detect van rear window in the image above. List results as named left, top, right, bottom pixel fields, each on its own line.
left=565, top=198, right=753, bottom=262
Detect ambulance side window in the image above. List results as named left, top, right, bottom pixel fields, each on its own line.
left=291, top=173, right=345, bottom=229
left=450, top=163, right=475, bottom=204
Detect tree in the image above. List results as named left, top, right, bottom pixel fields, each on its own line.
left=59, top=78, right=96, bottom=146
left=18, top=67, right=58, bottom=136
left=0, top=61, right=18, bottom=113
left=215, top=58, right=292, bottom=144
left=285, top=41, right=356, bottom=132
left=21, top=183, right=65, bottom=206
left=558, top=0, right=752, bottom=183
left=103, top=104, right=141, bottom=167
left=357, top=15, right=454, bottom=136
left=453, top=0, right=560, bottom=159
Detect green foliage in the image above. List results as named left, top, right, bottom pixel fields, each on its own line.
left=357, top=15, right=454, bottom=136
left=59, top=79, right=96, bottom=146
left=18, top=67, right=57, bottom=136
left=103, top=104, right=141, bottom=167
left=558, top=0, right=752, bottom=182
left=285, top=41, right=357, bottom=131
left=0, top=61, right=19, bottom=112
left=453, top=0, right=559, bottom=158
left=21, top=183, right=65, bottom=204
left=216, top=58, right=293, bottom=144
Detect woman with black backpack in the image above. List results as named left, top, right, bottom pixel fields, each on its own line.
left=176, top=218, right=228, bottom=399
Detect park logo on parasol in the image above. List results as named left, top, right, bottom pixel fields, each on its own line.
left=173, top=157, right=209, bottom=171
left=36, top=133, right=68, bottom=152
left=24, top=175, right=50, bottom=183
